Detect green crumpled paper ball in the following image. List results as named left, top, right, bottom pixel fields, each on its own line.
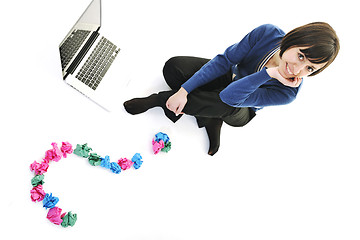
left=88, top=153, right=102, bottom=166
left=61, top=211, right=77, bottom=227
left=31, top=174, right=44, bottom=187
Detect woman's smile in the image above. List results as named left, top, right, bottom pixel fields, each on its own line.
left=286, top=63, right=294, bottom=76
left=286, top=63, right=294, bottom=75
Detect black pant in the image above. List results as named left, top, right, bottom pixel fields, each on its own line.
left=158, top=56, right=255, bottom=128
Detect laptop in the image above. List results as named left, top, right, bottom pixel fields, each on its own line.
left=59, top=0, right=130, bottom=111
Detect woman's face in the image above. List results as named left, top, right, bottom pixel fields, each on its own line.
left=278, top=47, right=327, bottom=79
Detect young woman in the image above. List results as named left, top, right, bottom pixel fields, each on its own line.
left=124, top=22, right=340, bottom=155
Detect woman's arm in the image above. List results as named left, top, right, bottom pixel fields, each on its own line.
left=166, top=67, right=301, bottom=115
left=219, top=68, right=300, bottom=108
left=181, top=24, right=278, bottom=93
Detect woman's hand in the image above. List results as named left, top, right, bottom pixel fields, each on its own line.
left=266, top=67, right=302, bottom=88
left=166, top=87, right=188, bottom=116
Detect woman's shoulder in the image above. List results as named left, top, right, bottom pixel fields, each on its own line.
left=251, top=24, right=285, bottom=37
left=245, top=24, right=285, bottom=45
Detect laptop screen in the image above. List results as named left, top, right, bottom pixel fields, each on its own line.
left=59, top=0, right=101, bottom=75
left=75, top=0, right=101, bottom=30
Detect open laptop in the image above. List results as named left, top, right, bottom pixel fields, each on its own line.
left=59, top=0, right=129, bottom=111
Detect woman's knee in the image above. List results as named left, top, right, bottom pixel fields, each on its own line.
left=163, top=57, right=184, bottom=90
left=163, top=57, right=181, bottom=76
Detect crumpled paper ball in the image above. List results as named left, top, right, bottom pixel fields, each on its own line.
left=110, top=162, right=121, bottom=174
left=30, top=161, right=49, bottom=175
left=88, top=153, right=102, bottom=166
left=30, top=185, right=46, bottom=202
left=155, top=132, right=170, bottom=143
left=43, top=193, right=59, bottom=209
left=61, top=211, right=77, bottom=227
left=73, top=143, right=92, bottom=158
left=152, top=139, right=164, bottom=154
left=118, top=158, right=133, bottom=170
left=132, top=153, right=143, bottom=169
left=47, top=207, right=63, bottom=225
left=60, top=142, right=73, bottom=158
left=44, top=142, right=62, bottom=162
left=162, top=141, right=172, bottom=153
left=100, top=155, right=111, bottom=169
left=31, top=174, right=44, bottom=187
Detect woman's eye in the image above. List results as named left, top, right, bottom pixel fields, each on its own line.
left=298, top=53, right=304, bottom=60
left=307, top=66, right=314, bottom=72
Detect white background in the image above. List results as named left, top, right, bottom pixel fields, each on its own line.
left=1, top=0, right=359, bottom=239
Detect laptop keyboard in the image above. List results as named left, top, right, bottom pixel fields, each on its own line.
left=60, top=30, right=91, bottom=70
left=76, top=36, right=120, bottom=90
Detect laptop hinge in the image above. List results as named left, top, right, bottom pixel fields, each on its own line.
left=66, top=31, right=100, bottom=76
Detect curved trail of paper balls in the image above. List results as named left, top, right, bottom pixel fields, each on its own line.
left=30, top=142, right=143, bottom=227
left=30, top=132, right=170, bottom=227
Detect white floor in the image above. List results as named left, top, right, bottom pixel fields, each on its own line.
left=1, top=0, right=359, bottom=239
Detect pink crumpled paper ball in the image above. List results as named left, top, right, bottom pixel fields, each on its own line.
left=30, top=185, right=46, bottom=202
left=152, top=139, right=164, bottom=154
left=60, top=142, right=73, bottom=158
left=44, top=143, right=62, bottom=162
left=47, top=207, right=65, bottom=225
left=30, top=160, right=49, bottom=175
left=118, top=158, right=133, bottom=170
